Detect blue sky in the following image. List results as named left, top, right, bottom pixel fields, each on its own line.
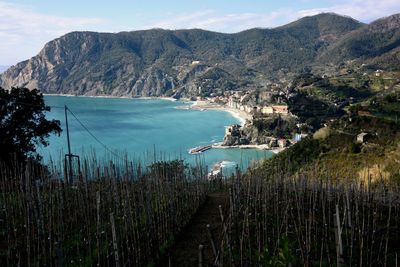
left=1, top=0, right=399, bottom=65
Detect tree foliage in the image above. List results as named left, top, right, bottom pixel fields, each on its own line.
left=0, top=87, right=61, bottom=163
left=149, top=159, right=187, bottom=181
left=253, top=116, right=297, bottom=139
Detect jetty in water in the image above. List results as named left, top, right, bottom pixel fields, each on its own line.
left=188, top=145, right=212, bottom=154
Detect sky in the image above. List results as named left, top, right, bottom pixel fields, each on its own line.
left=0, top=0, right=399, bottom=66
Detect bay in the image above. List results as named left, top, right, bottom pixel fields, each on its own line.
left=41, top=95, right=273, bottom=174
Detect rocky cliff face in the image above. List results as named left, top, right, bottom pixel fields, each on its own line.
left=222, top=125, right=248, bottom=146
left=0, top=13, right=376, bottom=97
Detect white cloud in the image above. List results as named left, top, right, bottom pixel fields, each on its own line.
left=1, top=0, right=399, bottom=65
left=149, top=0, right=400, bottom=32
left=0, top=1, right=111, bottom=65
left=297, top=0, right=400, bottom=22
left=149, top=9, right=292, bottom=32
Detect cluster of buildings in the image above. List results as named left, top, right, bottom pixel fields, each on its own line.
left=220, top=91, right=309, bottom=149
left=260, top=105, right=289, bottom=115
left=227, top=95, right=289, bottom=116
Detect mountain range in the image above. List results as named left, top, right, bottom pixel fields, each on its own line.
left=0, top=13, right=399, bottom=97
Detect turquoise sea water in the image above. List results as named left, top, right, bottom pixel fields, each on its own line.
left=41, top=96, right=273, bottom=174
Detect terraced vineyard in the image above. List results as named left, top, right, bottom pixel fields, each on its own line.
left=0, top=158, right=214, bottom=266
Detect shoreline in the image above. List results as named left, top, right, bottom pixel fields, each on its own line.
left=44, top=94, right=245, bottom=123
left=45, top=94, right=282, bottom=153
left=186, top=100, right=250, bottom=126
left=43, top=93, right=177, bottom=102
left=187, top=100, right=289, bottom=154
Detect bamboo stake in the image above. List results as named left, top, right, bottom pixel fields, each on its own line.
left=96, top=191, right=101, bottom=265
left=198, top=244, right=204, bottom=267
left=207, top=224, right=218, bottom=260
left=110, top=212, right=120, bottom=267
left=383, top=193, right=392, bottom=267
left=334, top=205, right=344, bottom=266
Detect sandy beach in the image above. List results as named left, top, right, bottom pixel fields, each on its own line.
left=185, top=100, right=251, bottom=126
left=135, top=96, right=177, bottom=101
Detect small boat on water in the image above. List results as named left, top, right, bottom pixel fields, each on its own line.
left=188, top=145, right=212, bottom=154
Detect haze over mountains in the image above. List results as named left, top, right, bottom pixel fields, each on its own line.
left=0, top=13, right=399, bottom=97
left=0, top=66, right=10, bottom=74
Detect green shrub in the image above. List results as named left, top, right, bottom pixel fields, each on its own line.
left=348, top=142, right=361, bottom=153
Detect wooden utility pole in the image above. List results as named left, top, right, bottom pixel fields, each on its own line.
left=65, top=105, right=73, bottom=184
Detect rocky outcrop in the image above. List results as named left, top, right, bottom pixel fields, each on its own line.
left=241, top=124, right=273, bottom=145
left=222, top=125, right=249, bottom=146
left=222, top=122, right=294, bottom=147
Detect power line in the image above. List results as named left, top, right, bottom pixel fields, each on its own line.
left=0, top=94, right=124, bottom=160
left=66, top=107, right=124, bottom=160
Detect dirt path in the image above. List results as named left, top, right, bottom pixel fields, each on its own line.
left=157, top=192, right=229, bottom=267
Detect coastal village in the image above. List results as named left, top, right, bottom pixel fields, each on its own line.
left=2, top=9, right=400, bottom=267
left=187, top=85, right=308, bottom=154
left=186, top=59, right=400, bottom=155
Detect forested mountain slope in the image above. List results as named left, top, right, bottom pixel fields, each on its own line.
left=0, top=13, right=373, bottom=97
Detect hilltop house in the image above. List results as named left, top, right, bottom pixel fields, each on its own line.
left=261, top=105, right=289, bottom=115
left=357, top=132, right=369, bottom=143
left=278, top=139, right=288, bottom=148
left=375, top=69, right=383, bottom=77
left=261, top=106, right=274, bottom=114
left=272, top=105, right=289, bottom=115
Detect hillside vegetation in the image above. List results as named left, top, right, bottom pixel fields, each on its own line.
left=3, top=13, right=399, bottom=97
left=320, top=14, right=400, bottom=69
left=257, top=112, right=400, bottom=185
left=2, top=11, right=400, bottom=267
